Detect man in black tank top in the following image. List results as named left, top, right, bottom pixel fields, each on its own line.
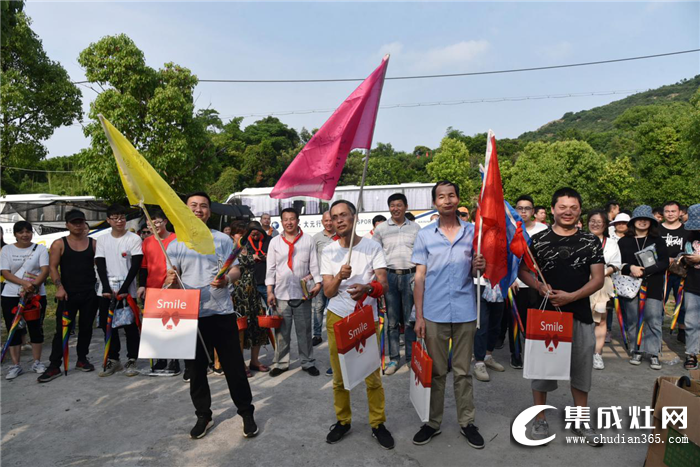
left=38, top=210, right=99, bottom=383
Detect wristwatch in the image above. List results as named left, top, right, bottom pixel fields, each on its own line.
left=367, top=284, right=374, bottom=295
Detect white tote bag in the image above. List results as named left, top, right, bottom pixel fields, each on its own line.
left=334, top=303, right=380, bottom=391
left=409, top=340, right=432, bottom=423
left=523, top=308, right=574, bottom=381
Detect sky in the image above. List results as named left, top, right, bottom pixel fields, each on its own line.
left=25, top=1, right=700, bottom=158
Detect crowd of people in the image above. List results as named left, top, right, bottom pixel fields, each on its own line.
left=1, top=184, right=699, bottom=449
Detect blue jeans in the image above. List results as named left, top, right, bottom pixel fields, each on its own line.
left=665, top=274, right=686, bottom=326
left=312, top=291, right=328, bottom=338
left=620, top=295, right=664, bottom=356
left=684, top=292, right=700, bottom=355
left=474, top=296, right=504, bottom=361
left=386, top=272, right=416, bottom=364
left=256, top=285, right=268, bottom=310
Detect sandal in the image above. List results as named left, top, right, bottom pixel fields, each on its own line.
left=246, top=367, right=253, bottom=378
left=249, top=363, right=270, bottom=373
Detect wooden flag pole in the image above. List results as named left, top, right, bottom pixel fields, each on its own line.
left=139, top=202, right=213, bottom=365
left=346, top=149, right=371, bottom=264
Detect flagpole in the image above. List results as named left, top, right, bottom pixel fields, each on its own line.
left=476, top=213, right=483, bottom=330
left=346, top=148, right=371, bottom=264
left=139, top=202, right=213, bottom=365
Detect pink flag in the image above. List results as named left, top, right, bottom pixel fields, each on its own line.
left=271, top=56, right=389, bottom=200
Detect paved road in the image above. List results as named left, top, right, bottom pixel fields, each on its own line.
left=0, top=321, right=688, bottom=467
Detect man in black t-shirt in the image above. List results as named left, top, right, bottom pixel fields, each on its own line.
left=518, top=188, right=605, bottom=446
left=659, top=201, right=690, bottom=342
left=679, top=204, right=700, bottom=370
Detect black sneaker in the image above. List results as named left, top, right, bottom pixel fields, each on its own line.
left=326, top=422, right=351, bottom=444
left=413, top=424, right=441, bottom=445
left=151, top=359, right=167, bottom=371
left=183, top=367, right=191, bottom=383
left=270, top=368, right=287, bottom=377
left=212, top=367, right=224, bottom=376
left=312, top=336, right=323, bottom=346
left=510, top=354, right=523, bottom=369
left=190, top=417, right=212, bottom=439
left=37, top=366, right=62, bottom=383
left=242, top=413, right=259, bottom=438
left=304, top=366, right=320, bottom=376
left=461, top=424, right=485, bottom=449
left=75, top=360, right=95, bottom=372
left=166, top=360, right=181, bottom=376
left=372, top=424, right=395, bottom=450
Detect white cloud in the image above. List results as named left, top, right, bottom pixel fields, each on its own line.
left=374, top=40, right=491, bottom=74
left=538, top=41, right=574, bottom=61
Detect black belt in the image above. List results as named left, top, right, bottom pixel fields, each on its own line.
left=387, top=267, right=416, bottom=275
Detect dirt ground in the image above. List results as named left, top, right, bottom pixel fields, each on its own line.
left=0, top=318, right=691, bottom=467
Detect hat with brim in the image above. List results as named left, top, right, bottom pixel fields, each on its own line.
left=610, top=213, right=631, bottom=225
left=65, top=209, right=86, bottom=223
left=628, top=205, right=657, bottom=227
left=684, top=204, right=700, bottom=230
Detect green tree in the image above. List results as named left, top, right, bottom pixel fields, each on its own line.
left=1, top=1, right=83, bottom=193
left=76, top=34, right=217, bottom=201
left=630, top=102, right=700, bottom=206
left=427, top=137, right=477, bottom=203
left=504, top=140, right=608, bottom=208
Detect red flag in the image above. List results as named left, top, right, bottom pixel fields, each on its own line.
left=271, top=56, right=390, bottom=200
left=510, top=221, right=536, bottom=273
left=474, top=131, right=508, bottom=286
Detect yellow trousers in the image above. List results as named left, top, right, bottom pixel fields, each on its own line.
left=327, top=310, right=386, bottom=428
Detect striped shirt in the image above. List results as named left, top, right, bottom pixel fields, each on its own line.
left=372, top=217, right=421, bottom=269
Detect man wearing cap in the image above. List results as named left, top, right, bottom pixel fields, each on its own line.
left=679, top=204, right=700, bottom=370
left=372, top=193, right=421, bottom=375
left=38, top=210, right=99, bottom=382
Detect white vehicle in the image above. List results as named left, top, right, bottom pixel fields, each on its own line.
left=226, top=182, right=438, bottom=236
left=0, top=194, right=110, bottom=248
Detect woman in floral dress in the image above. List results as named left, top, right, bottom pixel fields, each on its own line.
left=231, top=222, right=270, bottom=376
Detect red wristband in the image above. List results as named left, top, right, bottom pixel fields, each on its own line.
left=368, top=280, right=383, bottom=298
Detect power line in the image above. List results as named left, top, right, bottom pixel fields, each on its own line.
left=1, top=166, right=80, bottom=173
left=218, top=89, right=645, bottom=119
left=72, top=48, right=698, bottom=85
left=64, top=88, right=647, bottom=126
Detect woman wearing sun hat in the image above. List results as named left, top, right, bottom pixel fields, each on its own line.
left=609, top=212, right=631, bottom=241
left=679, top=204, right=700, bottom=370
left=616, top=206, right=669, bottom=370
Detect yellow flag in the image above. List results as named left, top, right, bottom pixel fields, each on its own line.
left=98, top=115, right=215, bottom=255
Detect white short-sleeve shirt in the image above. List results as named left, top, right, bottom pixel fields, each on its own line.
left=321, top=237, right=387, bottom=321
left=1, top=243, right=50, bottom=297
left=95, top=232, right=143, bottom=297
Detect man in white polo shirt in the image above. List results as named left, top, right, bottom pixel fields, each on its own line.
left=321, top=200, right=394, bottom=449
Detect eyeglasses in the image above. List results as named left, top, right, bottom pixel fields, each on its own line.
left=458, top=212, right=469, bottom=217
left=516, top=206, right=533, bottom=212
left=108, top=216, right=126, bottom=222
left=589, top=221, right=604, bottom=226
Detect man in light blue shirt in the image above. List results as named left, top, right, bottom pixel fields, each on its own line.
left=411, top=181, right=486, bottom=449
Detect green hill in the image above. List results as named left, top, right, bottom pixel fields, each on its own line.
left=519, top=75, right=700, bottom=141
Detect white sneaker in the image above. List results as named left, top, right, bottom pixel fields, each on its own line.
left=484, top=356, right=505, bottom=372
left=31, top=360, right=47, bottom=374
left=593, top=353, right=604, bottom=370
left=473, top=362, right=490, bottom=382
left=124, top=359, right=140, bottom=377
left=6, top=364, right=23, bottom=380
left=384, top=361, right=399, bottom=375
